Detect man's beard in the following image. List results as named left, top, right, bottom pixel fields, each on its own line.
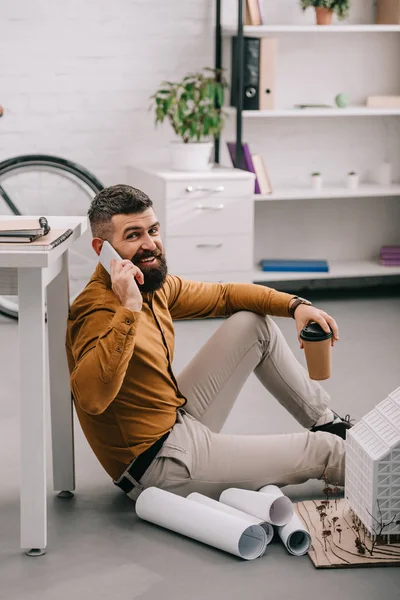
left=131, top=249, right=168, bottom=294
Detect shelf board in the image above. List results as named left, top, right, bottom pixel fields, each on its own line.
left=225, top=106, right=400, bottom=118
left=254, top=184, right=400, bottom=201
left=252, top=260, right=400, bottom=282
left=223, top=25, right=400, bottom=35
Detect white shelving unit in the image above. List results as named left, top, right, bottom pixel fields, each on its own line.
left=254, top=184, right=400, bottom=202
left=221, top=5, right=400, bottom=288
left=225, top=106, right=400, bottom=118
left=223, top=24, right=400, bottom=35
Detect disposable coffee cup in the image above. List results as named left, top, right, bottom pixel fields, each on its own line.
left=300, top=322, right=333, bottom=381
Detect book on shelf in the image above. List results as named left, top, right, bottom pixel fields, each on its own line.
left=260, top=259, right=329, bottom=272
left=244, top=0, right=264, bottom=26
left=0, top=228, right=73, bottom=250
left=231, top=36, right=277, bottom=111
left=251, top=154, right=272, bottom=194
left=227, top=142, right=261, bottom=194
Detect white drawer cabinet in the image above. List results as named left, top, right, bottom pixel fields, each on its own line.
left=129, top=166, right=255, bottom=281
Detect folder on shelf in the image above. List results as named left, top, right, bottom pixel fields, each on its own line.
left=259, top=38, right=276, bottom=110
left=231, top=37, right=277, bottom=111
left=251, top=154, right=272, bottom=194
left=227, top=142, right=261, bottom=194
left=244, top=0, right=263, bottom=26
left=260, top=259, right=329, bottom=272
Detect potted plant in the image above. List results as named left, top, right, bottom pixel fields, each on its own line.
left=311, top=171, right=323, bottom=190
left=347, top=170, right=359, bottom=189
left=300, top=1, right=350, bottom=25
left=150, top=68, right=228, bottom=172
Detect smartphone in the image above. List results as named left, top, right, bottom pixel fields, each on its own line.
left=99, top=240, right=123, bottom=274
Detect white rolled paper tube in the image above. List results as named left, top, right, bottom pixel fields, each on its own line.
left=220, top=488, right=293, bottom=526
left=188, top=492, right=274, bottom=545
left=135, top=487, right=267, bottom=560
left=276, top=512, right=312, bottom=556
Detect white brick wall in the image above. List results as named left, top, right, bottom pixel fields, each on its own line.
left=0, top=0, right=214, bottom=185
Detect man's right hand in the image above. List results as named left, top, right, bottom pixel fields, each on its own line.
left=110, top=259, right=144, bottom=312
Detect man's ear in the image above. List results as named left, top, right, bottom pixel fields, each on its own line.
left=92, top=237, right=103, bottom=257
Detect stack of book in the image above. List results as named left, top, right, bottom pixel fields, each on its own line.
left=0, top=218, right=73, bottom=250
left=0, top=218, right=50, bottom=243
left=227, top=142, right=272, bottom=195
left=380, top=246, right=400, bottom=266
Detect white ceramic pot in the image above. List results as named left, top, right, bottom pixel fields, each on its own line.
left=170, top=141, right=214, bottom=172
left=311, top=175, right=323, bottom=191
left=347, top=173, right=359, bottom=190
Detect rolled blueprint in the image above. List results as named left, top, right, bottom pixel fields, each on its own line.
left=188, top=492, right=274, bottom=545
left=220, top=487, right=293, bottom=526
left=276, top=512, right=312, bottom=556
left=135, top=487, right=267, bottom=560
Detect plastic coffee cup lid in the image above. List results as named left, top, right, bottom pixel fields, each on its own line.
left=300, top=321, right=333, bottom=342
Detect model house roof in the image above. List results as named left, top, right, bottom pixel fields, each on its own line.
left=348, top=386, right=400, bottom=460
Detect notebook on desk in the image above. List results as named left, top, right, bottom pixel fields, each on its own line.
left=0, top=229, right=73, bottom=250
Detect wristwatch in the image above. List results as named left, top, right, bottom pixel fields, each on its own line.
left=288, top=296, right=312, bottom=319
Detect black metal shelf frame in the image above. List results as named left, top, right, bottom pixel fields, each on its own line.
left=215, top=0, right=244, bottom=168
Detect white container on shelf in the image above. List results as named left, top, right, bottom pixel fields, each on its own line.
left=311, top=173, right=323, bottom=191
left=170, top=141, right=214, bottom=172
left=347, top=172, right=359, bottom=190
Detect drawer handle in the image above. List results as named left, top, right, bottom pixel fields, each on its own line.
left=185, top=185, right=225, bottom=193
left=196, top=203, right=225, bottom=211
left=196, top=243, right=223, bottom=248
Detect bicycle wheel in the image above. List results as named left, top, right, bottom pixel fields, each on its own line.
left=0, top=154, right=104, bottom=320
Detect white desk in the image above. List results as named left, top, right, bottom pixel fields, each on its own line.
left=0, top=216, right=88, bottom=555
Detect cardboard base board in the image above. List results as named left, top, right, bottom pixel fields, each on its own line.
left=295, top=498, right=400, bottom=568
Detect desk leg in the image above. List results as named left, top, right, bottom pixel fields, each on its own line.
left=47, top=251, right=75, bottom=495
left=18, top=268, right=47, bottom=556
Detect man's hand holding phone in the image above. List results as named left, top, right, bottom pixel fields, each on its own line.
left=110, top=259, right=144, bottom=313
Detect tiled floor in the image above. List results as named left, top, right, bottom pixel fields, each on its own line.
left=0, top=290, right=399, bottom=599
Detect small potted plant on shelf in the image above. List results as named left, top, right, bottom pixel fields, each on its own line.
left=311, top=171, right=323, bottom=190
left=150, top=68, right=228, bottom=172
left=347, top=170, right=359, bottom=189
left=300, top=0, right=350, bottom=25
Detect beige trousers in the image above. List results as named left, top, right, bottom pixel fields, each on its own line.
left=133, top=312, right=345, bottom=501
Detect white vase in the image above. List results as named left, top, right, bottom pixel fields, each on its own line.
left=311, top=175, right=323, bottom=191
left=170, top=141, right=214, bottom=172
left=347, top=173, right=359, bottom=190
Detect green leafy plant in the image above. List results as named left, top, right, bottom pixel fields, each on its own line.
left=312, top=172, right=321, bottom=176
left=150, top=68, right=228, bottom=144
left=300, top=0, right=350, bottom=20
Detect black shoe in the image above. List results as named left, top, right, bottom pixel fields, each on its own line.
left=311, top=414, right=354, bottom=440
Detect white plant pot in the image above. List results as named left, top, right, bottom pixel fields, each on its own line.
left=347, top=174, right=359, bottom=190
left=311, top=175, right=323, bottom=191
left=170, top=141, right=214, bottom=172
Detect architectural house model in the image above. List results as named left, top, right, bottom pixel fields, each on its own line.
left=345, top=386, right=400, bottom=537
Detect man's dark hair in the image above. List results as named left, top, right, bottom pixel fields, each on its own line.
left=88, top=184, right=153, bottom=239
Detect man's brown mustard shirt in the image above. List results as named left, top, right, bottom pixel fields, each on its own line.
left=66, top=264, right=295, bottom=480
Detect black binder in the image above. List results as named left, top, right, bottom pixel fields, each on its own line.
left=230, top=36, right=260, bottom=111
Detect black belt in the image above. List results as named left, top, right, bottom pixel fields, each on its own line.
left=114, top=431, right=171, bottom=494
